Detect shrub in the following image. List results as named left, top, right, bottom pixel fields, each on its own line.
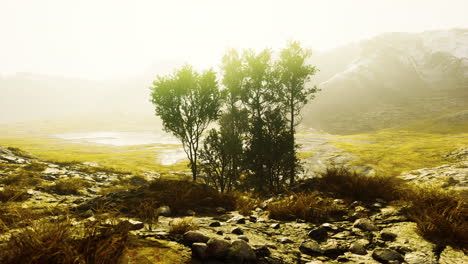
left=169, top=217, right=198, bottom=234
left=49, top=177, right=92, bottom=195
left=401, top=186, right=468, bottom=249
left=234, top=194, right=259, bottom=216
left=268, top=192, right=347, bottom=223
left=318, top=166, right=404, bottom=202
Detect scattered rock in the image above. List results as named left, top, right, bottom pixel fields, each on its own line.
left=192, top=242, right=208, bottom=259
left=231, top=227, right=244, bottom=235
left=210, top=221, right=221, bottom=227
left=380, top=231, right=397, bottom=241
left=226, top=239, right=256, bottom=263
left=349, top=239, right=369, bottom=255
left=156, top=206, right=171, bottom=216
left=299, top=241, right=322, bottom=256
left=206, top=237, right=231, bottom=259
left=238, top=235, right=249, bottom=242
left=270, top=223, right=280, bottom=229
left=308, top=227, right=328, bottom=242
left=354, top=218, right=379, bottom=231
left=183, top=231, right=210, bottom=245
left=372, top=248, right=404, bottom=263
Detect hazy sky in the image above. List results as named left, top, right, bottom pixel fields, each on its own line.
left=1, top=0, right=468, bottom=80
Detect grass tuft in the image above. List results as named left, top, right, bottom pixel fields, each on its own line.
left=48, top=177, right=93, bottom=195
left=318, top=166, right=404, bottom=202
left=169, top=217, right=198, bottom=234
left=268, top=192, right=347, bottom=223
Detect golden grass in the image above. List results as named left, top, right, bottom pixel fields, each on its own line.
left=331, top=130, right=467, bottom=176
left=268, top=192, right=347, bottom=223
left=234, top=194, right=259, bottom=216
left=0, top=170, right=42, bottom=187
left=48, top=177, right=93, bottom=195
left=401, top=186, right=468, bottom=249
left=169, top=217, right=198, bottom=234
left=318, top=166, right=404, bottom=202
left=22, top=162, right=47, bottom=172
left=0, top=186, right=30, bottom=202
left=0, top=217, right=131, bottom=264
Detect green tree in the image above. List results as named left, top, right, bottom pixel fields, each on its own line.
left=277, top=41, right=319, bottom=184
left=150, top=65, right=221, bottom=181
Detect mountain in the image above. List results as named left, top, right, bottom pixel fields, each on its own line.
left=303, top=28, right=468, bottom=134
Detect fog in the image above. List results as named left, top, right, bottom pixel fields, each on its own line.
left=1, top=0, right=468, bottom=123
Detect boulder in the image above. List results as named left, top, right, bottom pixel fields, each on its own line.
left=226, top=239, right=256, bottom=263
left=183, top=231, right=210, bottom=245
left=192, top=242, right=208, bottom=259
left=206, top=237, right=232, bottom=259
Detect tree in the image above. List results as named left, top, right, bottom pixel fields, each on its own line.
left=277, top=41, right=319, bottom=184
left=150, top=65, right=221, bottom=181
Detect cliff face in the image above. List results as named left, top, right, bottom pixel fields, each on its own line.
left=304, top=29, right=468, bottom=134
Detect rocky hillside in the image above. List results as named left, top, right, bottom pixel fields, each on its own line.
left=1, top=146, right=467, bottom=263
left=304, top=28, right=468, bottom=134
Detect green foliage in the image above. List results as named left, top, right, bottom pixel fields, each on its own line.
left=150, top=65, right=221, bottom=181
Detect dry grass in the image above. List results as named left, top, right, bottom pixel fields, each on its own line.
left=6, top=146, right=35, bottom=158
left=401, top=186, right=468, bottom=249
left=0, top=202, right=42, bottom=233
left=48, top=177, right=93, bottom=195
left=0, top=186, right=30, bottom=202
left=268, top=192, right=348, bottom=223
left=146, top=179, right=237, bottom=213
left=314, top=166, right=467, bottom=249
left=318, top=166, right=404, bottom=202
left=0, top=170, right=42, bottom=187
left=0, top=217, right=131, bottom=264
left=136, top=200, right=159, bottom=231
left=23, top=162, right=47, bottom=172
left=169, top=217, right=198, bottom=234
left=234, top=194, right=259, bottom=216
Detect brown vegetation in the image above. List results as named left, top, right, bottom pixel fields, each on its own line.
left=169, top=217, right=198, bottom=234
left=0, top=217, right=130, bottom=264
left=268, top=192, right=348, bottom=223
left=48, top=177, right=93, bottom=195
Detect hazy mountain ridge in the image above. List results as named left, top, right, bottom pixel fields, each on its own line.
left=305, top=28, right=468, bottom=134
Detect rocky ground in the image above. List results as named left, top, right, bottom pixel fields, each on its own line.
left=0, top=146, right=466, bottom=264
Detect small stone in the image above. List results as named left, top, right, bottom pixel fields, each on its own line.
left=349, top=239, right=368, bottom=255
left=353, top=218, right=379, bottom=231
left=82, top=209, right=94, bottom=218
left=156, top=206, right=171, bottom=216
left=380, top=231, right=397, bottom=241
left=192, top=242, right=208, bottom=259
left=299, top=241, right=322, bottom=256
left=270, top=223, right=280, bottom=229
left=215, top=207, right=227, bottom=214
left=372, top=249, right=404, bottom=263
left=238, top=235, right=249, bottom=242
left=278, top=237, right=293, bottom=244
left=216, top=230, right=224, bottom=235
left=249, top=215, right=257, bottom=222
left=231, top=227, right=244, bottom=235
left=253, top=244, right=270, bottom=257
left=308, top=227, right=328, bottom=242
left=210, top=221, right=221, bottom=227
left=321, top=240, right=346, bottom=258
